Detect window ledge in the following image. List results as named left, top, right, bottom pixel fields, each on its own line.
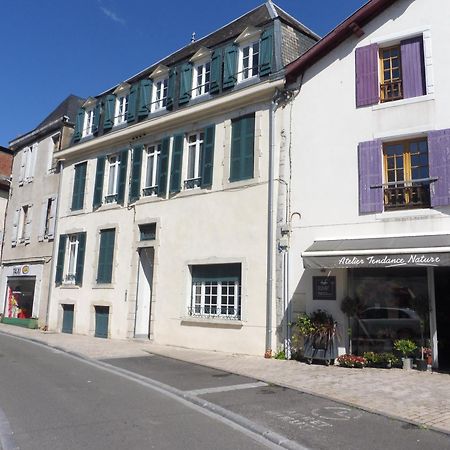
left=96, top=202, right=122, bottom=212
left=67, top=209, right=87, bottom=217
left=375, top=207, right=441, bottom=221
left=135, top=195, right=163, bottom=205
left=180, top=316, right=243, bottom=328
left=60, top=284, right=80, bottom=290
left=372, top=94, right=435, bottom=111
left=93, top=284, right=115, bottom=289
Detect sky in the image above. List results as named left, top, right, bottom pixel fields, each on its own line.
left=0, top=0, right=367, bottom=146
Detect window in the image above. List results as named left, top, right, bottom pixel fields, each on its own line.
left=380, top=46, right=402, bottom=102
left=82, top=108, right=95, bottom=137
left=38, top=196, right=57, bottom=241
left=238, top=41, right=260, bottom=82
left=355, top=36, right=426, bottom=107
left=97, top=229, right=115, bottom=284
left=192, top=61, right=211, bottom=98
left=55, top=233, right=86, bottom=286
left=230, top=114, right=255, bottom=182
left=19, top=144, right=37, bottom=184
left=114, top=94, right=129, bottom=125
left=71, top=162, right=87, bottom=211
left=189, top=264, right=241, bottom=319
left=383, top=139, right=430, bottom=209
left=151, top=78, right=168, bottom=112
left=105, top=155, right=120, bottom=202
left=17, top=205, right=29, bottom=243
left=143, top=144, right=161, bottom=196
left=185, top=132, right=204, bottom=189
left=139, top=223, right=156, bottom=241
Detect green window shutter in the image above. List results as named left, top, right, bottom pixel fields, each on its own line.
left=129, top=145, right=143, bottom=203
left=223, top=45, right=237, bottom=89
left=230, top=114, right=255, bottom=182
left=127, top=83, right=138, bottom=122
left=55, top=234, right=67, bottom=285
left=103, top=95, right=115, bottom=130
left=92, top=103, right=101, bottom=134
left=93, top=156, right=106, bottom=209
left=170, top=134, right=184, bottom=194
left=179, top=63, right=193, bottom=105
left=73, top=108, right=84, bottom=143
left=201, top=125, right=215, bottom=188
left=259, top=28, right=274, bottom=77
left=210, top=49, right=222, bottom=94
left=166, top=68, right=177, bottom=110
left=97, top=229, right=115, bottom=284
left=138, top=79, right=152, bottom=118
left=71, top=162, right=87, bottom=211
left=158, top=137, right=170, bottom=197
left=117, top=149, right=128, bottom=205
left=75, top=232, right=86, bottom=286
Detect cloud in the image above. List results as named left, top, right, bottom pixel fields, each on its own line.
left=99, top=4, right=126, bottom=25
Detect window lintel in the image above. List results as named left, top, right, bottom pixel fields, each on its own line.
left=189, top=47, right=212, bottom=63
left=150, top=65, right=169, bottom=79
left=234, top=26, right=262, bottom=45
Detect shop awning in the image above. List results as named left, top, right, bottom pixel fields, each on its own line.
left=302, top=234, right=450, bottom=269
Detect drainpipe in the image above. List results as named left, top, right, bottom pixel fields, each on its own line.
left=45, top=127, right=65, bottom=329
left=265, top=98, right=276, bottom=357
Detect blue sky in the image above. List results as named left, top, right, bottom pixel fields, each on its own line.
left=1, top=0, right=367, bottom=146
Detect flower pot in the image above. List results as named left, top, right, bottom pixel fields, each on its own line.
left=402, top=357, right=412, bottom=370
left=415, top=359, right=427, bottom=371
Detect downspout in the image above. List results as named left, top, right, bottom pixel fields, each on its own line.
left=45, top=123, right=66, bottom=329
left=265, top=97, right=276, bottom=357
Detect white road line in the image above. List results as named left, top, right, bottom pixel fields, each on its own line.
left=0, top=407, right=18, bottom=450
left=187, top=381, right=268, bottom=396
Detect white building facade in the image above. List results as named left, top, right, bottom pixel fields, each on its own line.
left=285, top=0, right=450, bottom=368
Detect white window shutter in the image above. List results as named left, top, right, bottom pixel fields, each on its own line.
left=38, top=200, right=47, bottom=242
left=29, top=144, right=37, bottom=180
left=24, top=203, right=33, bottom=243
left=47, top=196, right=57, bottom=240
left=11, top=208, right=20, bottom=246
left=19, top=149, right=27, bottom=184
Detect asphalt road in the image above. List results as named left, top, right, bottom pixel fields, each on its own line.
left=1, top=332, right=450, bottom=450
left=0, top=333, right=281, bottom=450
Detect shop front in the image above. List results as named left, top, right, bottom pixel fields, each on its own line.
left=302, top=234, right=450, bottom=369
left=0, top=264, right=43, bottom=329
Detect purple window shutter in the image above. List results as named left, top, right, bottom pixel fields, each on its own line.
left=428, top=129, right=450, bottom=207
left=358, top=140, right=383, bottom=214
left=401, top=36, right=426, bottom=99
left=355, top=44, right=379, bottom=107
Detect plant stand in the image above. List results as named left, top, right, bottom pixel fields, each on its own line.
left=303, top=335, right=338, bottom=366
left=402, top=357, right=413, bottom=370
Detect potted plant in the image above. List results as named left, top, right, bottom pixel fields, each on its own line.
left=292, top=310, right=339, bottom=366
left=394, top=339, right=417, bottom=370
left=337, top=354, right=367, bottom=368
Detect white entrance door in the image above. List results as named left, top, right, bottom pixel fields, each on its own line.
left=135, top=247, right=154, bottom=338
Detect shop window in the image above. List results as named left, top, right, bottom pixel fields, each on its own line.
left=351, top=268, right=429, bottom=356
left=5, top=279, right=36, bottom=319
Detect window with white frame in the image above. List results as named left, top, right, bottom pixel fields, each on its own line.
left=19, top=144, right=37, bottom=184
left=105, top=155, right=120, bottom=202
left=184, top=132, right=204, bottom=189
left=192, top=61, right=211, bottom=98
left=189, top=264, right=241, bottom=319
left=143, top=143, right=161, bottom=196
left=17, top=205, right=29, bottom=243
left=238, top=41, right=260, bottom=82
left=82, top=108, right=95, bottom=137
left=151, top=78, right=168, bottom=112
left=64, top=235, right=79, bottom=284
left=114, top=93, right=129, bottom=125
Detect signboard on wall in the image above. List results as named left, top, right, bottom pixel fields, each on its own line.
left=313, top=276, right=336, bottom=300
left=12, top=265, right=30, bottom=276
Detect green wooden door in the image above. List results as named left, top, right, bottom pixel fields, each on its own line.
left=62, top=304, right=74, bottom=334
left=95, top=306, right=109, bottom=338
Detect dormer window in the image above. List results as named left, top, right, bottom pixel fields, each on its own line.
left=82, top=108, right=95, bottom=137
left=193, top=61, right=211, bottom=98
left=115, top=93, right=129, bottom=125
left=152, top=78, right=168, bottom=112
left=235, top=26, right=262, bottom=84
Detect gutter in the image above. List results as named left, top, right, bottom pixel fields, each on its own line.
left=285, top=0, right=398, bottom=83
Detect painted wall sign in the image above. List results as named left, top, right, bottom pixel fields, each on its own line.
left=313, top=276, right=336, bottom=300
left=12, top=265, right=31, bottom=276
left=304, top=253, right=450, bottom=269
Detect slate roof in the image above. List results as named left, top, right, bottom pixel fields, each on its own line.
left=36, top=94, right=85, bottom=129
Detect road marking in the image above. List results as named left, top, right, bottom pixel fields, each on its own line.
left=311, top=406, right=362, bottom=421
left=186, top=381, right=268, bottom=396
left=0, top=407, right=19, bottom=450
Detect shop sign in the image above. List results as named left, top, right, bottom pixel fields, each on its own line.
left=12, top=265, right=30, bottom=276
left=313, top=276, right=336, bottom=300
left=304, top=253, right=450, bottom=269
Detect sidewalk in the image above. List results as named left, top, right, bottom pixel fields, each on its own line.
left=1, top=323, right=450, bottom=435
